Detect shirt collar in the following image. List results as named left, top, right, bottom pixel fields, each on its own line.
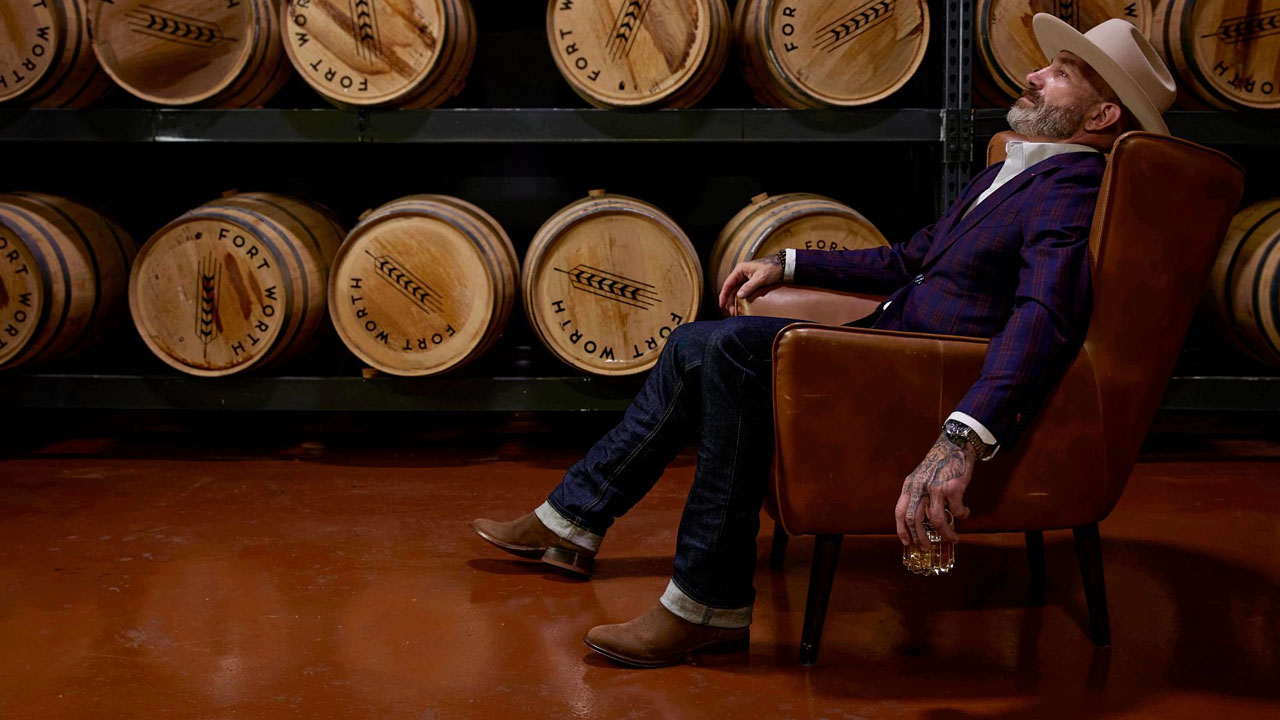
left=1004, top=141, right=1099, bottom=173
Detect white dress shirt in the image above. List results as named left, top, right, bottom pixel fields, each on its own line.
left=780, top=141, right=1099, bottom=450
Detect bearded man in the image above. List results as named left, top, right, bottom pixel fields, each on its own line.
left=471, top=15, right=1179, bottom=667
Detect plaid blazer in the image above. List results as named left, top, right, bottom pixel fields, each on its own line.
left=793, top=151, right=1107, bottom=447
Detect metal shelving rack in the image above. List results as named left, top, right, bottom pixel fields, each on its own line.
left=0, top=0, right=1275, bottom=413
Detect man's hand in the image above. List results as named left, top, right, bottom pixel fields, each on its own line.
left=895, top=432, right=974, bottom=549
left=718, top=256, right=784, bottom=316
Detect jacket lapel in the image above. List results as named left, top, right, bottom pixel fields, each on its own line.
left=922, top=152, right=1088, bottom=268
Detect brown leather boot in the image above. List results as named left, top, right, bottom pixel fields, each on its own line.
left=584, top=603, right=750, bottom=668
left=470, top=513, right=595, bottom=577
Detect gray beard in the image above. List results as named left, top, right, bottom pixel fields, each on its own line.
left=1006, top=99, right=1085, bottom=139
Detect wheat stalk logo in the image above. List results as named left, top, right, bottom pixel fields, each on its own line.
left=195, top=254, right=221, bottom=346
left=126, top=6, right=231, bottom=47
left=1205, top=10, right=1280, bottom=44
left=555, top=264, right=661, bottom=310
left=813, top=0, right=895, bottom=53
left=365, top=250, right=445, bottom=315
left=1053, top=0, right=1078, bottom=28
left=350, top=0, right=384, bottom=61
left=608, top=0, right=651, bottom=60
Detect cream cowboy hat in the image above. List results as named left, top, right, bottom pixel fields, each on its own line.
left=1032, top=14, right=1177, bottom=135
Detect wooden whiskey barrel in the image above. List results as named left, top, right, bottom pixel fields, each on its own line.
left=546, top=0, right=732, bottom=110
left=1207, top=199, right=1280, bottom=366
left=1151, top=0, right=1280, bottom=111
left=0, top=0, right=112, bottom=108
left=977, top=0, right=1153, bottom=101
left=734, top=0, right=930, bottom=108
left=282, top=0, right=476, bottom=109
left=92, top=0, right=292, bottom=107
left=327, top=195, right=517, bottom=376
left=708, top=192, right=888, bottom=305
left=0, top=193, right=137, bottom=370
left=523, top=190, right=702, bottom=376
left=129, top=192, right=344, bottom=376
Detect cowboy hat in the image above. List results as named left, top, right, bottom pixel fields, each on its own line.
left=1032, top=14, right=1176, bottom=135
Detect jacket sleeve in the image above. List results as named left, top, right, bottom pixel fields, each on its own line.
left=953, top=167, right=1099, bottom=448
left=790, top=219, right=937, bottom=294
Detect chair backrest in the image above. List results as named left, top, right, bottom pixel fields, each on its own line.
left=1083, top=133, right=1243, bottom=509
left=986, top=132, right=1243, bottom=512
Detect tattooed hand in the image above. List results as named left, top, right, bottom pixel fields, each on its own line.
left=894, top=432, right=974, bottom=549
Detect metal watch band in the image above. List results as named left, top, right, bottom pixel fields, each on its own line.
left=944, top=418, right=996, bottom=461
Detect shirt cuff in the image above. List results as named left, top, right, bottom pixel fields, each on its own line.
left=783, top=248, right=796, bottom=283
left=947, top=411, right=998, bottom=447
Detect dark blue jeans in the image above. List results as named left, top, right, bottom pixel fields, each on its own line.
left=545, top=315, right=798, bottom=623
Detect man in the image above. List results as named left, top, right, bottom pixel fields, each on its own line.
left=472, top=15, right=1177, bottom=667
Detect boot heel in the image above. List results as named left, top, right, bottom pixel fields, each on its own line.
left=542, top=546, right=594, bottom=577
left=697, top=633, right=751, bottom=656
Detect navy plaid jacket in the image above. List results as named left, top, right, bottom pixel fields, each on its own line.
left=792, top=151, right=1106, bottom=448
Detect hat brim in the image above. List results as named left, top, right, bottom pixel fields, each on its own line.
left=1032, top=14, right=1168, bottom=135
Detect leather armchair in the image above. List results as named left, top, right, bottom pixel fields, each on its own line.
left=741, top=132, right=1244, bottom=665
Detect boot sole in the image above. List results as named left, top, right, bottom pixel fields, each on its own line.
left=470, top=522, right=594, bottom=577
left=583, top=633, right=750, bottom=668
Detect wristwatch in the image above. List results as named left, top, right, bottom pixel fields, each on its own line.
left=943, top=418, right=998, bottom=461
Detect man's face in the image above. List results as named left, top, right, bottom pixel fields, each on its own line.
left=1006, top=51, right=1104, bottom=139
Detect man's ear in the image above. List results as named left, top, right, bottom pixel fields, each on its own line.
left=1084, top=101, right=1123, bottom=134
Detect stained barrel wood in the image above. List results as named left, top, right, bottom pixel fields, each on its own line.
left=523, top=190, right=702, bottom=376
left=709, top=192, right=888, bottom=305
left=977, top=0, right=1152, bottom=101
left=1152, top=0, right=1280, bottom=111
left=0, top=193, right=137, bottom=370
left=1207, top=199, right=1280, bottom=367
left=546, top=0, right=731, bottom=109
left=328, top=195, right=517, bottom=376
left=734, top=0, right=930, bottom=108
left=282, top=0, right=476, bottom=109
left=129, top=192, right=344, bottom=376
left=93, top=0, right=292, bottom=107
left=0, top=0, right=112, bottom=108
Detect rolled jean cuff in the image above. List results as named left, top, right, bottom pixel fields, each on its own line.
left=534, top=501, right=603, bottom=553
left=659, top=578, right=752, bottom=629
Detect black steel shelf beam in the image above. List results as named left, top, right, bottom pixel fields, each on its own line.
left=0, top=374, right=1274, bottom=413
left=0, top=108, right=947, bottom=144
left=974, top=109, right=1280, bottom=145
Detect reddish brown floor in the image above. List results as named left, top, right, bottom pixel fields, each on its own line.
left=0, top=420, right=1277, bottom=719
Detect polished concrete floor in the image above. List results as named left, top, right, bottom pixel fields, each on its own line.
left=0, top=416, right=1277, bottom=719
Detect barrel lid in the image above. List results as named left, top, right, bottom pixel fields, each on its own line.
left=713, top=195, right=887, bottom=297
left=980, top=0, right=1152, bottom=99
left=547, top=0, right=715, bottom=108
left=760, top=0, right=930, bottom=106
left=751, top=204, right=887, bottom=257
left=282, top=0, right=450, bottom=107
left=328, top=208, right=497, bottom=376
left=0, top=214, right=46, bottom=368
left=129, top=214, right=290, bottom=375
left=525, top=198, right=702, bottom=376
left=1175, top=0, right=1280, bottom=110
left=93, top=0, right=260, bottom=105
left=0, top=0, right=63, bottom=103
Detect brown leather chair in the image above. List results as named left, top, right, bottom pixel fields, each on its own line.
left=742, top=131, right=1245, bottom=665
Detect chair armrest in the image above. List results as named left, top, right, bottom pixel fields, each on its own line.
left=737, top=285, right=884, bottom=325
left=771, top=324, right=989, bottom=535
left=771, top=324, right=1110, bottom=536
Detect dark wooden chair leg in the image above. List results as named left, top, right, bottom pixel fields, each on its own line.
left=769, top=522, right=789, bottom=570
left=799, top=534, right=843, bottom=666
left=1073, top=523, right=1111, bottom=646
left=1025, top=530, right=1046, bottom=602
